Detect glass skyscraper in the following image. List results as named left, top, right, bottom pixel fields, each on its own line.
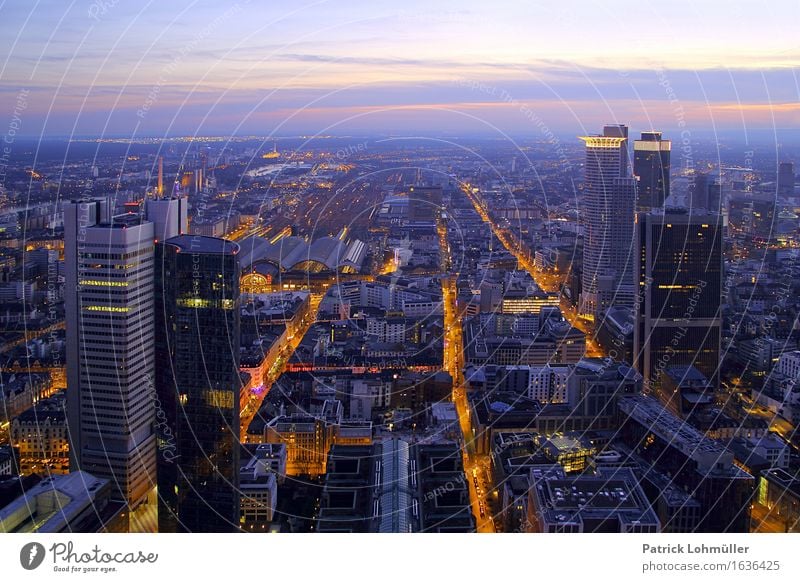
left=633, top=209, right=723, bottom=399
left=155, top=235, right=241, bottom=532
left=633, top=131, right=671, bottom=211
left=579, top=125, right=636, bottom=318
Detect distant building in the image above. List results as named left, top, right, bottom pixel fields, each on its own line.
left=407, top=185, right=443, bottom=223
left=0, top=372, right=51, bottom=423
left=569, top=358, right=642, bottom=420
left=596, top=306, right=634, bottom=364
left=757, top=350, right=800, bottom=423
left=537, top=433, right=597, bottom=473
left=727, top=433, right=791, bottom=471
left=242, top=443, right=287, bottom=484
left=144, top=193, right=188, bottom=241
left=527, top=364, right=572, bottom=404
left=429, top=402, right=459, bottom=441
left=500, top=292, right=560, bottom=315
left=0, top=445, right=14, bottom=476
left=579, top=125, right=637, bottom=318
left=778, top=162, right=795, bottom=198
left=469, top=358, right=640, bottom=455
left=599, top=443, right=702, bottom=532
left=265, top=411, right=340, bottom=476
left=463, top=310, right=585, bottom=367
left=634, top=131, right=671, bottom=211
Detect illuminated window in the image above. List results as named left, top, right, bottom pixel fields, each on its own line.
left=204, top=389, right=234, bottom=409
left=177, top=298, right=210, bottom=308
left=79, top=280, right=129, bottom=287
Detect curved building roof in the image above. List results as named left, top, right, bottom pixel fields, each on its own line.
left=239, top=234, right=366, bottom=272
left=308, top=236, right=345, bottom=268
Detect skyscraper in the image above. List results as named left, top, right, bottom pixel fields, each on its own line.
left=579, top=125, right=636, bottom=319
left=64, top=199, right=157, bottom=529
left=689, top=172, right=709, bottom=210
left=144, top=192, right=189, bottom=242
left=633, top=208, right=723, bottom=402
left=690, top=172, right=722, bottom=213
left=154, top=235, right=242, bottom=532
left=633, top=131, right=671, bottom=211
left=778, top=162, right=795, bottom=198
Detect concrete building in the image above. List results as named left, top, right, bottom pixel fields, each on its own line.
left=63, top=200, right=157, bottom=527
left=0, top=471, right=126, bottom=533
left=239, top=459, right=278, bottom=531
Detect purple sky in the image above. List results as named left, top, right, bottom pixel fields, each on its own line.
left=1, top=0, right=798, bottom=138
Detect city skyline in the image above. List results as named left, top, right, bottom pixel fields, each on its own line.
left=2, top=0, right=800, bottom=554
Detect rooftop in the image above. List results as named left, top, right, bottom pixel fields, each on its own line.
left=0, top=471, right=117, bottom=533
left=529, top=465, right=660, bottom=532
left=164, top=234, right=240, bottom=255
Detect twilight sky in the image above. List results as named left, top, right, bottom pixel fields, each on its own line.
left=1, top=0, right=799, bottom=138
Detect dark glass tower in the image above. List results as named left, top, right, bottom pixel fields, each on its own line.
left=633, top=209, right=723, bottom=401
left=633, top=131, right=671, bottom=211
left=155, top=235, right=241, bottom=532
left=778, top=162, right=795, bottom=197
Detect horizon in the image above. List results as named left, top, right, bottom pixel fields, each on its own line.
left=1, top=1, right=799, bottom=138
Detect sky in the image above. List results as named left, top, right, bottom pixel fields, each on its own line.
left=0, top=0, right=799, bottom=138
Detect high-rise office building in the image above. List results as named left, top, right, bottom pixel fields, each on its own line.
left=689, top=173, right=709, bottom=210
left=144, top=193, right=189, bottom=242
left=579, top=125, right=636, bottom=319
left=64, top=199, right=157, bottom=529
left=633, top=131, right=671, bottom=211
left=633, top=208, right=723, bottom=401
left=154, top=235, right=242, bottom=532
left=778, top=162, right=795, bottom=198
left=690, top=172, right=722, bottom=213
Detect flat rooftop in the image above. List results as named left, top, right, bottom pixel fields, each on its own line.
left=546, top=478, right=639, bottom=510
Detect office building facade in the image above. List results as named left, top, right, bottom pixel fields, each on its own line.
left=155, top=235, right=242, bottom=532
left=633, top=131, right=671, bottom=211
left=634, top=209, right=723, bottom=397
left=579, top=125, right=636, bottom=318
left=64, top=200, right=157, bottom=525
